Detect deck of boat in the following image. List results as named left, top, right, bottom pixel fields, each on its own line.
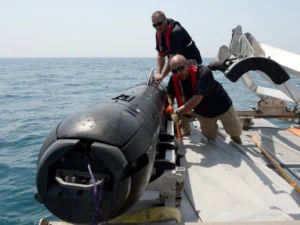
left=178, top=118, right=300, bottom=223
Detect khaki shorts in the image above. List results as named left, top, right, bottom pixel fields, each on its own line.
left=196, top=105, right=242, bottom=141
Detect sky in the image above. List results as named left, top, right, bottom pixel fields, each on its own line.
left=0, top=0, right=299, bottom=58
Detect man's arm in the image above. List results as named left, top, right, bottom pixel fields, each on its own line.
left=169, top=94, right=203, bottom=124
left=156, top=54, right=174, bottom=81
left=155, top=54, right=174, bottom=80
left=178, top=95, right=203, bottom=115
left=154, top=53, right=166, bottom=80
left=161, top=54, right=174, bottom=79
left=157, top=53, right=165, bottom=74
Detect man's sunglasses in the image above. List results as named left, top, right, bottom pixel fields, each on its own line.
left=152, top=18, right=165, bottom=28
left=171, top=62, right=187, bottom=74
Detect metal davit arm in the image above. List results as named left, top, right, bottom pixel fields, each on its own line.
left=208, top=57, right=290, bottom=85
left=210, top=25, right=300, bottom=121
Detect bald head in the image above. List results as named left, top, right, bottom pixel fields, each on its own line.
left=169, top=54, right=190, bottom=80
left=169, top=55, right=187, bottom=68
left=151, top=11, right=165, bottom=20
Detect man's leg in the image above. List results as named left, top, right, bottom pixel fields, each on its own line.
left=219, top=105, right=242, bottom=144
left=197, top=115, right=219, bottom=141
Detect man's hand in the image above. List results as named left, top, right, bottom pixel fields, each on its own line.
left=154, top=73, right=164, bottom=81
left=170, top=111, right=181, bottom=124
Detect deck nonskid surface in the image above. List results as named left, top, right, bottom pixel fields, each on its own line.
left=179, top=119, right=300, bottom=222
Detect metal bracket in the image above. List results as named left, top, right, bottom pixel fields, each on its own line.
left=141, top=120, right=186, bottom=207
left=237, top=97, right=300, bottom=125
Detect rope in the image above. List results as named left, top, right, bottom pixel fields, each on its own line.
left=87, top=157, right=108, bottom=225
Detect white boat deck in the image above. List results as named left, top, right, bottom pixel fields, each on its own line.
left=178, top=118, right=300, bottom=223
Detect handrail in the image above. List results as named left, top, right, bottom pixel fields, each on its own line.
left=147, top=68, right=154, bottom=85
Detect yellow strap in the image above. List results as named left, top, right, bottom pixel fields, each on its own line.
left=286, top=127, right=300, bottom=137
left=109, top=206, right=181, bottom=223
left=249, top=135, right=300, bottom=194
